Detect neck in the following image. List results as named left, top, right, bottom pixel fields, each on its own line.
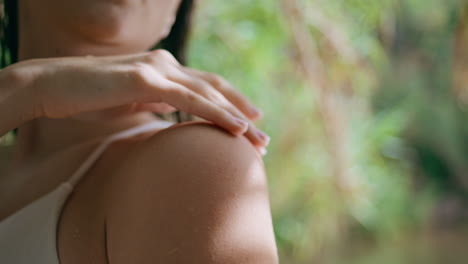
left=11, top=113, right=161, bottom=167
left=10, top=2, right=161, bottom=167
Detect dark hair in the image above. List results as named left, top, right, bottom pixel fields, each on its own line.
left=1, top=0, right=18, bottom=68
left=1, top=0, right=194, bottom=135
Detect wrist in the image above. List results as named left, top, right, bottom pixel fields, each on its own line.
left=3, top=64, right=44, bottom=119
left=0, top=65, right=42, bottom=136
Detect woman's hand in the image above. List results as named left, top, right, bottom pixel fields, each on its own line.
left=0, top=49, right=269, bottom=149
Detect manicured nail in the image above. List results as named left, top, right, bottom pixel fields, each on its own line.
left=233, top=117, right=248, bottom=129
left=256, top=129, right=270, bottom=144
left=250, top=106, right=263, bottom=117
left=259, top=147, right=267, bottom=156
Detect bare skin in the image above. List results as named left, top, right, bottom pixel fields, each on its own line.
left=0, top=0, right=278, bottom=263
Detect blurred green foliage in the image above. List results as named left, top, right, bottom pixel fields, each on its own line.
left=190, top=0, right=468, bottom=263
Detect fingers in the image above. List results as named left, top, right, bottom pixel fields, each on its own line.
left=219, top=98, right=270, bottom=148
left=157, top=80, right=249, bottom=136
left=168, top=71, right=270, bottom=148
left=134, top=102, right=177, bottom=114
left=181, top=67, right=263, bottom=121
left=126, top=50, right=269, bottom=149
left=113, top=49, right=181, bottom=67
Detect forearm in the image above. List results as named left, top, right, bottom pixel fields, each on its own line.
left=0, top=68, right=39, bottom=137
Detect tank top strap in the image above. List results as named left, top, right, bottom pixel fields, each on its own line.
left=67, top=119, right=175, bottom=187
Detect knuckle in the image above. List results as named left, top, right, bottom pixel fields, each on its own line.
left=142, top=53, right=158, bottom=65
left=207, top=90, right=225, bottom=104
left=4, top=64, right=39, bottom=91
left=153, top=49, right=172, bottom=57
left=184, top=91, right=198, bottom=103
left=205, top=92, right=220, bottom=103
left=160, top=84, right=183, bottom=100
left=208, top=73, right=227, bottom=87
left=152, top=49, right=179, bottom=64
left=129, top=62, right=154, bottom=86
left=4, top=67, right=27, bottom=84
left=194, top=78, right=211, bottom=91
left=196, top=81, right=223, bottom=102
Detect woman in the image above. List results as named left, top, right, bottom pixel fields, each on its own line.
left=0, top=0, right=278, bottom=263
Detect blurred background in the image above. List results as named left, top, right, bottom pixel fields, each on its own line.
left=189, top=0, right=468, bottom=263
left=1, top=0, right=468, bottom=263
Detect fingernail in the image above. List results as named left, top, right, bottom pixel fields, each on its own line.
left=233, top=117, right=248, bottom=129
left=256, top=129, right=270, bottom=144
left=250, top=106, right=263, bottom=117
left=259, top=147, right=267, bottom=156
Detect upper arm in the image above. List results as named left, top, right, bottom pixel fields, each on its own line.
left=105, top=121, right=278, bottom=264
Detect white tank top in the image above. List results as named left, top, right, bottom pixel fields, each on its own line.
left=0, top=119, right=175, bottom=263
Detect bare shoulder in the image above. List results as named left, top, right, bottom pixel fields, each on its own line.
left=104, top=121, right=278, bottom=263
left=128, top=120, right=264, bottom=168
left=112, top=120, right=268, bottom=195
